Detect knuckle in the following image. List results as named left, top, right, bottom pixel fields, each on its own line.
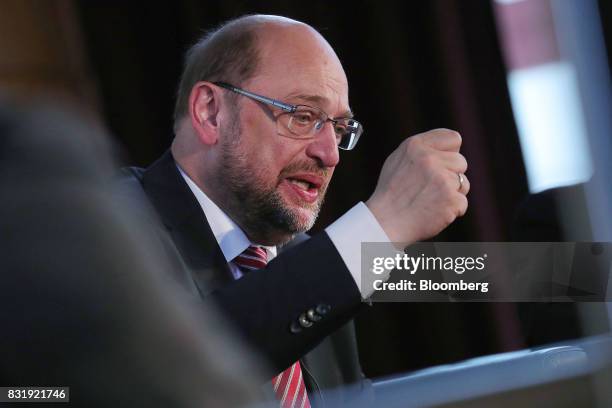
left=404, top=135, right=420, bottom=151
left=431, top=127, right=449, bottom=134
left=444, top=129, right=463, bottom=146
left=444, top=128, right=461, bottom=141
left=434, top=128, right=460, bottom=139
left=444, top=210, right=457, bottom=225
left=459, top=197, right=469, bottom=216
left=419, top=151, right=435, bottom=169
left=459, top=154, right=468, bottom=171
left=446, top=173, right=458, bottom=189
left=463, top=179, right=471, bottom=194
left=430, top=170, right=448, bottom=187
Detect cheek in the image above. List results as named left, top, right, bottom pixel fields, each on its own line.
left=242, top=109, right=280, bottom=158
left=241, top=110, right=304, bottom=180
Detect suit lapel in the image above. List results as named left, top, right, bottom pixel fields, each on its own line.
left=141, top=150, right=233, bottom=297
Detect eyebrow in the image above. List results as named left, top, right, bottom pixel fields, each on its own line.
left=284, top=92, right=354, bottom=119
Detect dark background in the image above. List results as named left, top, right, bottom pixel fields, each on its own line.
left=72, top=0, right=611, bottom=377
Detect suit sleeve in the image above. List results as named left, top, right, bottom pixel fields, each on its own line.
left=204, top=231, right=363, bottom=375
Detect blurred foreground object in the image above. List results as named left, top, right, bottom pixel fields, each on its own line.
left=0, top=101, right=264, bottom=407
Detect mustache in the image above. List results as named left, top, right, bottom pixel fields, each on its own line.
left=279, top=160, right=331, bottom=180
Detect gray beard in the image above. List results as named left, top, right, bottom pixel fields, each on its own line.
left=213, top=108, right=326, bottom=245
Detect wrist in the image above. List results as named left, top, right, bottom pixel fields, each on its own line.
left=365, top=197, right=416, bottom=244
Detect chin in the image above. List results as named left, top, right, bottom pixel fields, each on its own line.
left=290, top=207, right=317, bottom=231
left=280, top=198, right=321, bottom=232
left=278, top=190, right=321, bottom=227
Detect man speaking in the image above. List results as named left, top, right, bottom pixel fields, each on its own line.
left=122, top=14, right=469, bottom=407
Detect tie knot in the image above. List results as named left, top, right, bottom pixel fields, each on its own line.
left=233, top=245, right=268, bottom=272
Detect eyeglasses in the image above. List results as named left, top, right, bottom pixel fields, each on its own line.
left=214, top=82, right=363, bottom=150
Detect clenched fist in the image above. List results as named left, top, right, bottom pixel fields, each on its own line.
left=366, top=129, right=469, bottom=244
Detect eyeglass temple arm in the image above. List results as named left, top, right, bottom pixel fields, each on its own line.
left=214, top=82, right=295, bottom=113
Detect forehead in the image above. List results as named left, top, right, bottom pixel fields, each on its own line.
left=246, top=23, right=350, bottom=113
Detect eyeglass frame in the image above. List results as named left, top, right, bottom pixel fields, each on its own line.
left=213, top=81, right=362, bottom=150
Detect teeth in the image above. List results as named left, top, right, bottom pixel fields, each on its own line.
left=288, top=179, right=310, bottom=190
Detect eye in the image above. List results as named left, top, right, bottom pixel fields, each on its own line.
left=333, top=122, right=347, bottom=136
left=292, top=110, right=316, bottom=126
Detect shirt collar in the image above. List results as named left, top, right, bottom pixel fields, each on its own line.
left=176, top=164, right=277, bottom=262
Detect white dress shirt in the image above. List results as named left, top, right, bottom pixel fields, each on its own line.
left=178, top=165, right=390, bottom=297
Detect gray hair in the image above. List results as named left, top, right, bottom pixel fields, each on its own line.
left=172, top=15, right=266, bottom=131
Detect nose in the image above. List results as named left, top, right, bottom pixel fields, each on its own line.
left=305, top=121, right=340, bottom=168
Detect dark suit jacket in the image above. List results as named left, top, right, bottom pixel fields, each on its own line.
left=119, top=150, right=373, bottom=407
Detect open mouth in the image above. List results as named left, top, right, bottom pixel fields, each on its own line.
left=281, top=174, right=324, bottom=204
left=287, top=178, right=316, bottom=191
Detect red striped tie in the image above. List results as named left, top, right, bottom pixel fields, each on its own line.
left=233, top=246, right=311, bottom=408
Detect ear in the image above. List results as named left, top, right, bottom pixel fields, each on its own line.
left=188, top=81, right=221, bottom=145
